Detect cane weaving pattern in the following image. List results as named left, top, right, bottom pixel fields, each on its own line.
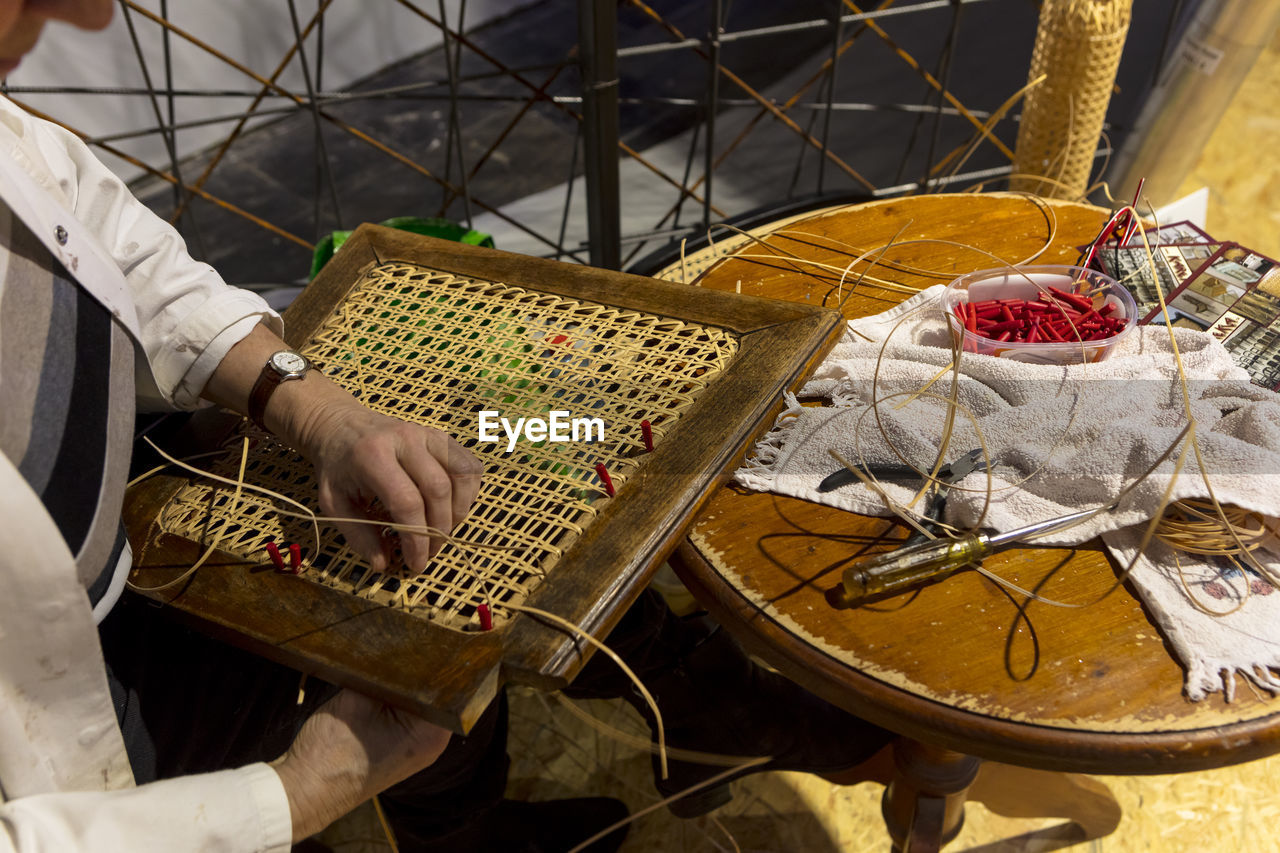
left=156, top=262, right=739, bottom=630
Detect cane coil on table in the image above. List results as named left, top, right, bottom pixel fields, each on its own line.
left=651, top=205, right=849, bottom=285
left=156, top=261, right=739, bottom=631
left=1012, top=0, right=1132, bottom=199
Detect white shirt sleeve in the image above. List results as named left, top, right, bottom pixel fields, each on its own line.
left=0, top=764, right=292, bottom=853
left=0, top=99, right=297, bottom=852
left=16, top=101, right=283, bottom=411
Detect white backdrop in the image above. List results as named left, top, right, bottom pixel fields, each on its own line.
left=8, top=1, right=513, bottom=180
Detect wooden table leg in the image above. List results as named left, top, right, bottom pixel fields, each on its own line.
left=881, top=739, right=981, bottom=853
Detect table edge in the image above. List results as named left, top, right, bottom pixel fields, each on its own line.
left=674, top=539, right=1280, bottom=775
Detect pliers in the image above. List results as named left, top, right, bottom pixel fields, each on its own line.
left=818, top=447, right=987, bottom=543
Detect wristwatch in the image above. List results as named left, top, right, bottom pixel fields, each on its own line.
left=248, top=350, right=313, bottom=431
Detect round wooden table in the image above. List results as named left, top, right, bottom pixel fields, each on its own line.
left=670, top=193, right=1280, bottom=851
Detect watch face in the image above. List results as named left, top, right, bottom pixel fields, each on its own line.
left=271, top=351, right=309, bottom=375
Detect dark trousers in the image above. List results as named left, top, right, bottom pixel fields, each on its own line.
left=98, top=590, right=681, bottom=841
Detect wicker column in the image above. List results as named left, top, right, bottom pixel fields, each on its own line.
left=1011, top=0, right=1133, bottom=199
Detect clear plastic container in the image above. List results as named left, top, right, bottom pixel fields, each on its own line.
left=940, top=265, right=1137, bottom=364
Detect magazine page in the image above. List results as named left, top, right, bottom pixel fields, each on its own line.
left=1202, top=248, right=1280, bottom=391
left=1142, top=243, right=1237, bottom=326
left=1097, top=241, right=1225, bottom=319
left=1121, top=219, right=1214, bottom=247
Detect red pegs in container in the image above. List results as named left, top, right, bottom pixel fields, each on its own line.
left=477, top=603, right=493, bottom=631
left=288, top=543, right=302, bottom=574
left=266, top=542, right=286, bottom=572
left=640, top=419, right=654, bottom=453
left=594, top=463, right=616, bottom=497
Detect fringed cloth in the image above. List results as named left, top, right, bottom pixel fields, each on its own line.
left=737, top=286, right=1280, bottom=701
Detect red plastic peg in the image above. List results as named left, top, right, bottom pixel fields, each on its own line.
left=640, top=419, right=654, bottom=453
left=288, top=543, right=302, bottom=573
left=595, top=463, right=616, bottom=497
left=265, top=542, right=286, bottom=572
left=477, top=603, right=493, bottom=631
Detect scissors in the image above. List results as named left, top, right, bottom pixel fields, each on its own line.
left=1077, top=177, right=1146, bottom=271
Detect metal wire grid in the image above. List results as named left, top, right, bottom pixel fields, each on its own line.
left=0, top=0, right=1161, bottom=279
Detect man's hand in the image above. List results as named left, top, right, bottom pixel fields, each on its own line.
left=291, top=402, right=483, bottom=572
left=272, top=689, right=452, bottom=843
left=201, top=323, right=484, bottom=573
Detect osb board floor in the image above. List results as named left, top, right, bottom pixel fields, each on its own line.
left=1172, top=29, right=1280, bottom=260
left=319, top=685, right=1280, bottom=852
left=315, top=43, right=1280, bottom=851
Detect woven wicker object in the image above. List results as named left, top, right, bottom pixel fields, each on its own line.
left=157, top=265, right=739, bottom=632
left=1012, top=0, right=1133, bottom=199
left=125, top=225, right=841, bottom=730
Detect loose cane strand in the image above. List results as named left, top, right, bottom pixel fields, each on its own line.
left=565, top=757, right=770, bottom=853
left=553, top=694, right=770, bottom=768
left=503, top=603, right=669, bottom=780
left=127, top=437, right=254, bottom=593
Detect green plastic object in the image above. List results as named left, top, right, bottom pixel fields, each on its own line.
left=309, top=216, right=494, bottom=280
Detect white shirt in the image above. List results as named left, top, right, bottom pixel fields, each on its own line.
left=0, top=97, right=292, bottom=852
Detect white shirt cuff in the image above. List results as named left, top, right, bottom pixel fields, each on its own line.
left=153, top=290, right=283, bottom=410
left=244, top=762, right=295, bottom=853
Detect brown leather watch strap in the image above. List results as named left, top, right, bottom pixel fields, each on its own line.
left=248, top=350, right=312, bottom=431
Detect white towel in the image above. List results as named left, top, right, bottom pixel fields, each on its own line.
left=736, top=286, right=1280, bottom=701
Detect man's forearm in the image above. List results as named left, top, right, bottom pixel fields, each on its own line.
left=198, top=321, right=359, bottom=453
